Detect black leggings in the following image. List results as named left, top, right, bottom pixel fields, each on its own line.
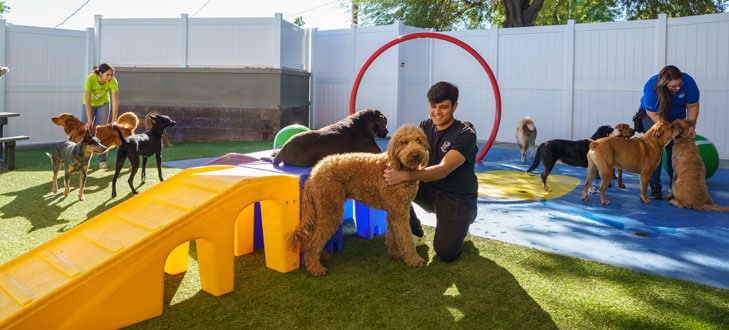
left=409, top=184, right=477, bottom=262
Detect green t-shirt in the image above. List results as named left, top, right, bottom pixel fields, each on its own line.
left=83, top=73, right=119, bottom=107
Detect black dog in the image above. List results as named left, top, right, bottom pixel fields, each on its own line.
left=111, top=114, right=176, bottom=198
left=526, top=125, right=617, bottom=192
left=271, top=108, right=388, bottom=167
left=47, top=128, right=107, bottom=201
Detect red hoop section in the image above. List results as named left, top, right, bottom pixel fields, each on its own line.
left=349, top=32, right=501, bottom=162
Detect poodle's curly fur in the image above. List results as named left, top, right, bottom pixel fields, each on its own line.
left=288, top=124, right=429, bottom=276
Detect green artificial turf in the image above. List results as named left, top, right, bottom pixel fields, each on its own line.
left=1, top=141, right=728, bottom=329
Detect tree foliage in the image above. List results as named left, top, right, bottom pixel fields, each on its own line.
left=293, top=17, right=306, bottom=27
left=619, top=0, right=728, bottom=20
left=347, top=0, right=729, bottom=30
left=0, top=1, right=9, bottom=15
left=352, top=0, right=497, bottom=31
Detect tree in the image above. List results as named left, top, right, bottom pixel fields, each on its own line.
left=501, top=0, right=544, bottom=27
left=351, top=0, right=497, bottom=31
left=293, top=17, right=306, bottom=27
left=1, top=1, right=10, bottom=15
left=346, top=0, right=729, bottom=30
left=618, top=0, right=728, bottom=20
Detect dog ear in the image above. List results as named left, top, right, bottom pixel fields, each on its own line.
left=387, top=142, right=401, bottom=170
left=652, top=124, right=663, bottom=137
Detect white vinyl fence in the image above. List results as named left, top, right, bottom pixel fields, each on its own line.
left=2, top=12, right=728, bottom=158
left=311, top=12, right=729, bottom=159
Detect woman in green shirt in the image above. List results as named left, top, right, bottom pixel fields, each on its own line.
left=81, top=63, right=119, bottom=169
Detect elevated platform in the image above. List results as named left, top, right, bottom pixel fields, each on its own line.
left=0, top=165, right=300, bottom=329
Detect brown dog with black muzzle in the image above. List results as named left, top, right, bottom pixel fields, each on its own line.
left=581, top=120, right=681, bottom=205
left=665, top=119, right=729, bottom=212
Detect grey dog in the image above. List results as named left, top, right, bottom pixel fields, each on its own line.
left=47, top=128, right=107, bottom=201
left=111, top=113, right=176, bottom=198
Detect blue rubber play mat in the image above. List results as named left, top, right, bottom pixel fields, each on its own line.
left=166, top=144, right=729, bottom=290
left=456, top=147, right=729, bottom=290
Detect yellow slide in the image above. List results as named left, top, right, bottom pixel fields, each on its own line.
left=0, top=165, right=301, bottom=329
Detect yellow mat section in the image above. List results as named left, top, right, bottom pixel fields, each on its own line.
left=477, top=170, right=580, bottom=200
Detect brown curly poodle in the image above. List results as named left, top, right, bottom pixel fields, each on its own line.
left=288, top=124, right=429, bottom=276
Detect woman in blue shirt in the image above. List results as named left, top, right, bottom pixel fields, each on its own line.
left=640, top=65, right=700, bottom=199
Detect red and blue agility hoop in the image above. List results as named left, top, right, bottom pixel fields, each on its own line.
left=349, top=32, right=502, bottom=162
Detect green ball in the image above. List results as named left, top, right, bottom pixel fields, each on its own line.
left=273, top=124, right=310, bottom=148
left=661, top=134, right=719, bottom=179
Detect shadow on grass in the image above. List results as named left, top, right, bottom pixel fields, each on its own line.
left=129, top=233, right=557, bottom=329
left=0, top=165, right=150, bottom=233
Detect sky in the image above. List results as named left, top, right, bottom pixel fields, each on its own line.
left=1, top=0, right=353, bottom=31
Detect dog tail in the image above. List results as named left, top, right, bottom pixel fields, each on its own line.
left=287, top=186, right=316, bottom=251
left=116, top=112, right=140, bottom=130
left=525, top=143, right=543, bottom=172
left=699, top=204, right=729, bottom=213
left=113, top=123, right=126, bottom=145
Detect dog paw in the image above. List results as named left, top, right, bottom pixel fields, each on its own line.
left=601, top=199, right=611, bottom=205
left=305, top=265, right=328, bottom=277
left=406, top=257, right=425, bottom=268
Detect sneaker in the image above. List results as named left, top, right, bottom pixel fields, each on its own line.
left=650, top=183, right=662, bottom=199
left=99, top=162, right=108, bottom=169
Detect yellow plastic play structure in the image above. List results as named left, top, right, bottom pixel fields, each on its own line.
left=0, top=165, right=301, bottom=329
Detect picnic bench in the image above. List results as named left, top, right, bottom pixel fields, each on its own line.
left=0, top=112, right=29, bottom=171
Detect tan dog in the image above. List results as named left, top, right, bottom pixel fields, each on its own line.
left=145, top=110, right=173, bottom=147
left=516, top=116, right=537, bottom=163
left=288, top=124, right=429, bottom=276
left=612, top=123, right=636, bottom=188
left=581, top=120, right=681, bottom=205
left=51, top=112, right=139, bottom=150
left=666, top=119, right=729, bottom=212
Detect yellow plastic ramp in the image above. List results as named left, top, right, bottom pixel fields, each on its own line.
left=0, top=165, right=300, bottom=329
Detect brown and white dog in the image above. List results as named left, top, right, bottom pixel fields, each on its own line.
left=665, top=119, right=729, bottom=212
left=51, top=112, right=139, bottom=151
left=581, top=121, right=681, bottom=205
left=516, top=116, right=537, bottom=163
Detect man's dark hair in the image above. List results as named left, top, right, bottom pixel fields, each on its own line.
left=427, top=81, right=459, bottom=105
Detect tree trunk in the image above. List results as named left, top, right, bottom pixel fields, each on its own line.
left=502, top=0, right=545, bottom=27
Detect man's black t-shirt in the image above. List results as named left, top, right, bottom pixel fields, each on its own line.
left=419, top=119, right=478, bottom=200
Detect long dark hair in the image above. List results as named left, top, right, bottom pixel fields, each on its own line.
left=654, top=65, right=683, bottom=121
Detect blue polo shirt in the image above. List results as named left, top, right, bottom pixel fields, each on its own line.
left=640, top=73, right=699, bottom=121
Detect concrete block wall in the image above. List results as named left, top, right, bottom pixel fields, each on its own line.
left=116, top=67, right=310, bottom=142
